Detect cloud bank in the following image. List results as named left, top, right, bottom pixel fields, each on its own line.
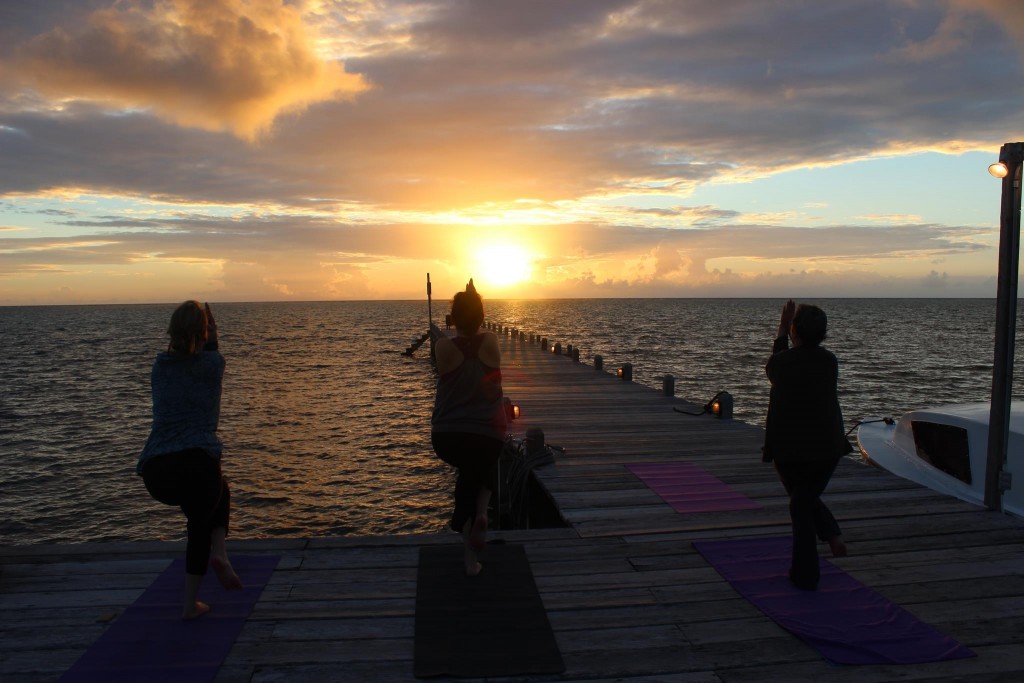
left=1, top=0, right=367, bottom=140
left=0, top=0, right=1020, bottom=303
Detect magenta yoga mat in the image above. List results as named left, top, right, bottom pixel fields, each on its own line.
left=60, top=555, right=279, bottom=683
left=693, top=537, right=975, bottom=665
left=626, top=462, right=762, bottom=513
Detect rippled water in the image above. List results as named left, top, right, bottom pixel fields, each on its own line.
left=2, top=299, right=1021, bottom=544
left=488, top=298, right=1024, bottom=428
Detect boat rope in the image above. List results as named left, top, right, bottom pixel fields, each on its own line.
left=497, top=435, right=562, bottom=529
left=845, top=417, right=895, bottom=437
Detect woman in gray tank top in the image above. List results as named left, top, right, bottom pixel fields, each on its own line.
left=430, top=280, right=507, bottom=576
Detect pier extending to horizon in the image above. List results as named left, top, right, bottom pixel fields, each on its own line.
left=3, top=328, right=1024, bottom=682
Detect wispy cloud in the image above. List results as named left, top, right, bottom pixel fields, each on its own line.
left=854, top=213, right=924, bottom=223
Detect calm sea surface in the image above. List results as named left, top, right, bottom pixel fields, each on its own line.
left=2, top=298, right=1022, bottom=545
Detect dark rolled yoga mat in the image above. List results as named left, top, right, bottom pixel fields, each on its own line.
left=414, top=543, right=564, bottom=678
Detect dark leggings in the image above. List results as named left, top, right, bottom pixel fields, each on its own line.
left=774, top=456, right=841, bottom=588
left=431, top=432, right=503, bottom=532
left=142, top=449, right=230, bottom=576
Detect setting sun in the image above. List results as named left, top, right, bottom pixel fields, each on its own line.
left=474, top=243, right=533, bottom=288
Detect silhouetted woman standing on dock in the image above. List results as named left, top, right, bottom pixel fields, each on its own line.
left=137, top=300, right=242, bottom=619
left=430, top=280, right=507, bottom=576
left=764, top=300, right=852, bottom=590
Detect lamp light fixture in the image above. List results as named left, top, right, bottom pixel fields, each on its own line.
left=989, top=162, right=1009, bottom=178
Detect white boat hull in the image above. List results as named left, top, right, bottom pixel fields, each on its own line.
left=857, top=402, right=1023, bottom=518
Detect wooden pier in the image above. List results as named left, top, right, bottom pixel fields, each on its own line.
left=3, top=329, right=1024, bottom=682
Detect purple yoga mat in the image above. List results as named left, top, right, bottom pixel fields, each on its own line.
left=693, top=537, right=975, bottom=665
left=626, top=462, right=762, bottom=513
left=60, top=555, right=279, bottom=683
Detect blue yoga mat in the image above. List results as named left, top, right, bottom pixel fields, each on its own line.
left=60, top=555, right=279, bottom=683
left=693, top=537, right=974, bottom=665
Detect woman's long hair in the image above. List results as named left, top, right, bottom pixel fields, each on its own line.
left=167, top=300, right=208, bottom=354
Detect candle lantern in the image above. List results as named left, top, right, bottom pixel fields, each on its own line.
left=618, top=363, right=633, bottom=382
left=711, top=392, right=733, bottom=419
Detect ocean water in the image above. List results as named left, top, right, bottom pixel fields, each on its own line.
left=2, top=298, right=1021, bottom=545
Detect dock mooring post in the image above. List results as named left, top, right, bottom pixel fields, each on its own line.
left=426, top=273, right=434, bottom=362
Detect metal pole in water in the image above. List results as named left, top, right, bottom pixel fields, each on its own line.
left=427, top=272, right=433, bottom=329
left=427, top=273, right=435, bottom=362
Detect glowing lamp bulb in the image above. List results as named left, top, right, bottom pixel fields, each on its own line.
left=617, top=368, right=623, bottom=378
left=502, top=397, right=520, bottom=421
left=989, top=162, right=1009, bottom=178
left=711, top=400, right=721, bottom=416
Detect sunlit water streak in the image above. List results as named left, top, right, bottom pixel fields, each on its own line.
left=2, top=299, right=1021, bottom=544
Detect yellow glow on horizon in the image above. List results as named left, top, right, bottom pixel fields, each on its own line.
left=474, top=243, right=533, bottom=288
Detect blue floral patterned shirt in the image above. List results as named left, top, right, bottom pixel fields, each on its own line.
left=137, top=349, right=224, bottom=473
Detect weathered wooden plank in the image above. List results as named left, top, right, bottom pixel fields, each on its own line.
left=251, top=597, right=415, bottom=620
left=269, top=616, right=414, bottom=640
left=714, top=644, right=1024, bottom=683
left=0, top=588, right=145, bottom=610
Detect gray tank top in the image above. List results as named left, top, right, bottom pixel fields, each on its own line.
left=431, top=334, right=506, bottom=440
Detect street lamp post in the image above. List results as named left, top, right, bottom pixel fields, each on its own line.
left=985, top=142, right=1024, bottom=511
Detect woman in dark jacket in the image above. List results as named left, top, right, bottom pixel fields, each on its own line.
left=764, top=300, right=852, bottom=590
left=137, top=300, right=241, bottom=619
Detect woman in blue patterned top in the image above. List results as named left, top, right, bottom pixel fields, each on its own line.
left=138, top=301, right=242, bottom=619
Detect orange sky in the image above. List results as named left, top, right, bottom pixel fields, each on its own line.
left=1, top=0, right=1022, bottom=303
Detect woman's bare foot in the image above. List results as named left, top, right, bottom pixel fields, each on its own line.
left=183, top=600, right=211, bottom=620
left=465, top=560, right=483, bottom=577
left=468, top=515, right=487, bottom=551
left=211, top=556, right=243, bottom=590
left=828, top=536, right=848, bottom=558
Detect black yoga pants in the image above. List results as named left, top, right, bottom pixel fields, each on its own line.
left=142, top=449, right=230, bottom=575
left=431, top=431, right=503, bottom=532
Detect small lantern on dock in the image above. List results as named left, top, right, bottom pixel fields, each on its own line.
left=617, top=363, right=633, bottom=382
left=711, top=392, right=733, bottom=419
left=594, top=355, right=603, bottom=371
left=662, top=374, right=675, bottom=396
left=553, top=342, right=561, bottom=354
left=503, top=397, right=520, bottom=421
